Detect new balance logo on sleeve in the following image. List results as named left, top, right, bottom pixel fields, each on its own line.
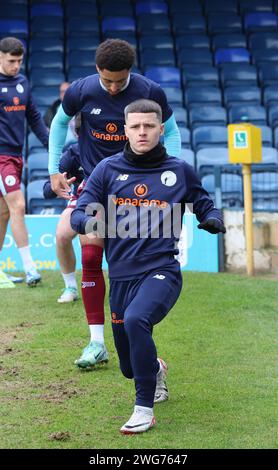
left=90, top=108, right=102, bottom=114
left=116, top=174, right=129, bottom=181
left=153, top=274, right=166, bottom=280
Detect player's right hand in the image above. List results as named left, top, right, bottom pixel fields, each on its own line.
left=50, top=173, right=72, bottom=199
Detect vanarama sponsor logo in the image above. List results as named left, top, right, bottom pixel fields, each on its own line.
left=111, top=195, right=168, bottom=208
left=111, top=312, right=124, bottom=324
left=4, top=98, right=26, bottom=112
left=91, top=121, right=127, bottom=142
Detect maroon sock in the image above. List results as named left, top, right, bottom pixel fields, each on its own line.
left=81, top=244, right=106, bottom=325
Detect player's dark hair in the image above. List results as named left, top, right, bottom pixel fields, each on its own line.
left=95, top=39, right=135, bottom=71
left=0, top=37, right=24, bottom=56
left=124, top=99, right=162, bottom=123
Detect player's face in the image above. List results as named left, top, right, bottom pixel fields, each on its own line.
left=0, top=53, right=23, bottom=77
left=97, top=66, right=130, bottom=96
left=124, top=112, right=164, bottom=154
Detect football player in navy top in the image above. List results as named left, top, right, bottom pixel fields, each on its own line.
left=48, top=39, right=181, bottom=370
left=71, top=99, right=225, bottom=434
left=0, top=37, right=49, bottom=286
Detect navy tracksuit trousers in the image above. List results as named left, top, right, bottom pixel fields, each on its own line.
left=109, top=261, right=183, bottom=408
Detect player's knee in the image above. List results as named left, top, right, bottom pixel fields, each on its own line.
left=10, top=199, right=25, bottom=217
left=56, top=229, right=72, bottom=246
left=124, top=313, right=149, bottom=334
left=0, top=206, right=10, bottom=222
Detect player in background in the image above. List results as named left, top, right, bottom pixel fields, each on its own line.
left=48, top=38, right=181, bottom=369
left=0, top=37, right=49, bottom=286
left=71, top=99, right=226, bottom=434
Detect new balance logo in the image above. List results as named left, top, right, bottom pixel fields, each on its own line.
left=116, top=174, right=129, bottom=181
left=90, top=108, right=102, bottom=114
left=153, top=274, right=166, bottom=280
left=82, top=281, right=96, bottom=288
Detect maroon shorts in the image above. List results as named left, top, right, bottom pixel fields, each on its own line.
left=0, top=155, right=23, bottom=198
left=67, top=179, right=86, bottom=209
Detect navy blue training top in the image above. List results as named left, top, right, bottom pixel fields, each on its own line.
left=71, top=152, right=223, bottom=280
left=62, top=73, right=173, bottom=179
left=43, top=143, right=83, bottom=199
left=0, top=73, right=49, bottom=156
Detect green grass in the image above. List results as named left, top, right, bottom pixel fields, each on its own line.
left=1, top=271, right=278, bottom=449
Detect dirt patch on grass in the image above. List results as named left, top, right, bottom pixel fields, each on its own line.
left=48, top=431, right=70, bottom=441
left=37, top=380, right=80, bottom=403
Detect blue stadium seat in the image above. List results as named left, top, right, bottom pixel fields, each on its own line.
left=65, top=1, right=97, bottom=17
left=1, top=4, right=28, bottom=19
left=176, top=34, right=210, bottom=51
left=267, top=105, right=278, bottom=128
left=31, top=16, right=64, bottom=37
left=179, top=127, right=191, bottom=149
left=212, top=34, right=247, bottom=51
left=228, top=105, right=267, bottom=126
left=102, top=17, right=136, bottom=33
left=31, top=87, right=60, bottom=107
left=172, top=107, right=187, bottom=126
left=263, top=86, right=278, bottom=107
left=182, top=65, right=219, bottom=88
left=161, top=87, right=183, bottom=106
left=239, top=0, right=273, bottom=15
left=178, top=148, right=195, bottom=167
left=201, top=173, right=243, bottom=208
left=67, top=50, right=95, bottom=70
left=28, top=132, right=45, bottom=154
left=214, top=48, right=250, bottom=65
left=184, top=87, right=222, bottom=108
left=259, top=127, right=273, bottom=147
left=30, top=69, right=65, bottom=88
left=27, top=179, right=66, bottom=215
left=251, top=49, right=278, bottom=67
left=172, top=14, right=206, bottom=35
left=29, top=37, right=63, bottom=53
left=244, top=13, right=278, bottom=33
left=140, top=49, right=176, bottom=68
left=219, top=63, right=258, bottom=87
left=67, top=36, right=99, bottom=53
left=204, top=0, right=238, bottom=15
left=100, top=3, right=134, bottom=16
left=207, top=13, right=242, bottom=35
left=192, top=126, right=228, bottom=152
left=168, top=0, right=202, bottom=14
left=178, top=49, right=212, bottom=67
left=135, top=1, right=168, bottom=15
left=189, top=106, right=227, bottom=129
left=223, top=86, right=261, bottom=107
left=252, top=170, right=278, bottom=211
left=273, top=128, right=278, bottom=148
left=260, top=147, right=278, bottom=163
left=137, top=14, right=171, bottom=35
left=66, top=17, right=99, bottom=37
left=28, top=51, right=63, bottom=71
left=140, top=34, right=174, bottom=51
left=248, top=32, right=278, bottom=50
left=196, top=147, right=230, bottom=177
left=0, top=19, right=28, bottom=38
left=145, top=67, right=181, bottom=87
left=27, top=152, right=49, bottom=182
left=30, top=4, right=63, bottom=17
left=258, top=63, right=278, bottom=87
left=67, top=66, right=96, bottom=82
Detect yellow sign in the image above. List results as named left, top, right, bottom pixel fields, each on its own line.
left=228, top=123, right=262, bottom=164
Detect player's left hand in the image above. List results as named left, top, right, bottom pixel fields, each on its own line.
left=198, top=218, right=226, bottom=234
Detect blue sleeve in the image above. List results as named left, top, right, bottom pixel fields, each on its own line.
left=163, top=114, right=181, bottom=158
left=183, top=162, right=223, bottom=224
left=70, top=161, right=106, bottom=235
left=26, top=94, right=49, bottom=149
left=43, top=180, right=56, bottom=199
left=48, top=105, right=72, bottom=175
left=62, top=79, right=83, bottom=116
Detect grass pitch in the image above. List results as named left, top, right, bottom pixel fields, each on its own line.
left=0, top=270, right=277, bottom=449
